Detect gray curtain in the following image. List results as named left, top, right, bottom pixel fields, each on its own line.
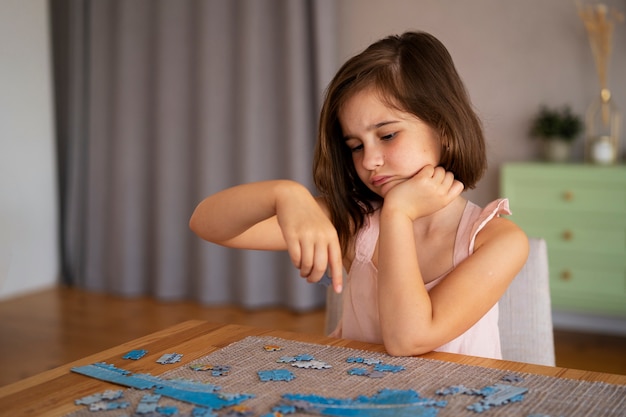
left=51, top=0, right=338, bottom=310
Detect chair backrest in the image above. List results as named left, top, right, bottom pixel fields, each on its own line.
left=498, top=237, right=555, bottom=366
left=324, top=237, right=555, bottom=366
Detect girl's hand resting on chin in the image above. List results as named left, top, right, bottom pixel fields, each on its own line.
left=383, top=165, right=464, bottom=221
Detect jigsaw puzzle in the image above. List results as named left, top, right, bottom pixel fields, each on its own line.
left=71, top=363, right=253, bottom=409
left=67, top=336, right=626, bottom=417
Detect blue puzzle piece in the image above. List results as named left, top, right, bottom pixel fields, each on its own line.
left=347, top=368, right=369, bottom=376
left=373, top=363, right=406, bottom=373
left=281, top=388, right=445, bottom=416
left=192, top=407, right=219, bottom=417
left=75, top=389, right=124, bottom=405
left=135, top=393, right=161, bottom=413
left=71, top=363, right=253, bottom=410
left=258, top=369, right=296, bottom=382
left=465, top=384, right=528, bottom=413
left=156, top=405, right=179, bottom=416
left=436, top=385, right=470, bottom=396
left=89, top=400, right=130, bottom=411
left=72, top=363, right=157, bottom=389
left=278, top=354, right=315, bottom=363
left=123, top=349, right=148, bottom=360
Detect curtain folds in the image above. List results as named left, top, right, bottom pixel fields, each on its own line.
left=51, top=0, right=337, bottom=310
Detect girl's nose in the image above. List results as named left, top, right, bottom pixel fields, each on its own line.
left=362, top=146, right=384, bottom=170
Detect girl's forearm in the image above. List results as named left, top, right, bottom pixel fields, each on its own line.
left=189, top=180, right=305, bottom=245
left=377, top=208, right=434, bottom=355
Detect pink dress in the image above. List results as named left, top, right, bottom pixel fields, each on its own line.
left=330, top=199, right=511, bottom=359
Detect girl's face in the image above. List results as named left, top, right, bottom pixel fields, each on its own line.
left=339, top=87, right=441, bottom=198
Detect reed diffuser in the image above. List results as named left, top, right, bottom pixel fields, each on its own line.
left=577, top=1, right=623, bottom=164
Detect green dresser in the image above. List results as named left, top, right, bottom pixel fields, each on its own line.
left=500, top=163, right=626, bottom=317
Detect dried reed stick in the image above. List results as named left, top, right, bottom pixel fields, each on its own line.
left=576, top=1, right=623, bottom=89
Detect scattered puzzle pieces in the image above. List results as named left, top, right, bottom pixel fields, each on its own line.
left=191, top=407, right=218, bottom=417
left=291, top=360, right=331, bottom=369
left=258, top=369, right=296, bottom=382
left=278, top=388, right=447, bottom=416
left=71, top=363, right=253, bottom=409
left=347, top=367, right=385, bottom=378
left=277, top=354, right=314, bottom=363
left=345, top=357, right=403, bottom=378
left=276, top=353, right=331, bottom=369
left=190, top=364, right=231, bottom=376
left=157, top=353, right=183, bottom=364
left=466, top=384, right=528, bottom=413
left=88, top=400, right=129, bottom=411
left=71, top=341, right=535, bottom=416
left=75, top=389, right=124, bottom=405
left=501, top=373, right=524, bottom=383
left=75, top=389, right=130, bottom=412
left=435, top=385, right=470, bottom=396
left=346, top=356, right=382, bottom=365
left=347, top=368, right=369, bottom=376
left=223, top=404, right=255, bottom=416
left=437, top=383, right=528, bottom=413
left=263, top=345, right=282, bottom=352
left=123, top=349, right=148, bottom=360
left=135, top=393, right=161, bottom=414
left=156, top=405, right=179, bottom=415
left=373, top=363, right=406, bottom=373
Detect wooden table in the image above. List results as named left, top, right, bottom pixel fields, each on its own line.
left=1, top=320, right=624, bottom=417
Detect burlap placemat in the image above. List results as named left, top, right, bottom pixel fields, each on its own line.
left=68, top=335, right=625, bottom=416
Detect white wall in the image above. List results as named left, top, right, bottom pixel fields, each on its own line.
left=1, top=0, right=624, bottom=300
left=0, top=0, right=59, bottom=299
left=337, top=0, right=626, bottom=206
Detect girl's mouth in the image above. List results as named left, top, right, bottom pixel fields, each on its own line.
left=371, top=175, right=391, bottom=187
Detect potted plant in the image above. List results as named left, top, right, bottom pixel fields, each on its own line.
left=530, top=105, right=584, bottom=162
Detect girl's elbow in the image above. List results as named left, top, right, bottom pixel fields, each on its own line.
left=383, top=338, right=436, bottom=357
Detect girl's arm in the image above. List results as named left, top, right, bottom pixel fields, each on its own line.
left=189, top=180, right=344, bottom=292
left=377, top=166, right=528, bottom=356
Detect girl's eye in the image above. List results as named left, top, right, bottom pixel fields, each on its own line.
left=350, top=143, right=363, bottom=153
left=381, top=132, right=397, bottom=141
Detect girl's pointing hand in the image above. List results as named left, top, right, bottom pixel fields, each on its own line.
left=275, top=184, right=343, bottom=293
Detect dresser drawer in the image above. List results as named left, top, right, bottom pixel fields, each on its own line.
left=513, top=213, right=626, bottom=254
left=549, top=250, right=626, bottom=315
left=509, top=182, right=626, bottom=214
left=501, top=164, right=626, bottom=215
left=500, top=163, right=626, bottom=317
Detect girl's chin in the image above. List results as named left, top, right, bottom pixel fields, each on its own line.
left=377, top=182, right=398, bottom=198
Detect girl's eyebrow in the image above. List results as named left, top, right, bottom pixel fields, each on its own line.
left=343, top=120, right=399, bottom=141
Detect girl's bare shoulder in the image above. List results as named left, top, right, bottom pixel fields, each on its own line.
left=474, top=216, right=529, bottom=259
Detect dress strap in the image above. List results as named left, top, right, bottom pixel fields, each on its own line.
left=468, top=199, right=511, bottom=253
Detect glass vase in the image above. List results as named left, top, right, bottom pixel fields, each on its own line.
left=585, top=88, right=621, bottom=165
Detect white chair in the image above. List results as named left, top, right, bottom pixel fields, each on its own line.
left=498, top=237, right=555, bottom=366
left=325, top=237, right=555, bottom=366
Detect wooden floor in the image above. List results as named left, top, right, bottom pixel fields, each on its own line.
left=1, top=286, right=625, bottom=387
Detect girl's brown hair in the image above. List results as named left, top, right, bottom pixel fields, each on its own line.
left=313, top=31, right=486, bottom=256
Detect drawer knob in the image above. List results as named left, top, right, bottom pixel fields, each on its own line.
left=560, top=270, right=572, bottom=281
left=562, top=191, right=574, bottom=201
left=562, top=230, right=574, bottom=241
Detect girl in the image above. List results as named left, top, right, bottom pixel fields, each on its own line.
left=190, top=31, right=529, bottom=359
